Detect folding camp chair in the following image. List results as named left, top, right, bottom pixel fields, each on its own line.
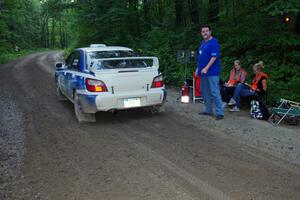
left=269, top=99, right=300, bottom=125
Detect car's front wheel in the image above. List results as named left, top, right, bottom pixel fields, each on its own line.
left=74, top=92, right=96, bottom=123
left=56, top=83, right=67, bottom=101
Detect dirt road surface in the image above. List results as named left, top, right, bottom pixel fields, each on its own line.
left=1, top=52, right=300, bottom=200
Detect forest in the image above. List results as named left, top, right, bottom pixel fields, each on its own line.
left=0, top=0, right=299, bottom=103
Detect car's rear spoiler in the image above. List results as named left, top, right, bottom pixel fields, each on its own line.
left=91, top=56, right=159, bottom=69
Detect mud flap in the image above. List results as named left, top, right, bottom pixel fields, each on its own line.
left=150, top=105, right=166, bottom=114
left=74, top=93, right=96, bottom=123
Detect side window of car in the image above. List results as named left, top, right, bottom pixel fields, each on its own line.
left=66, top=53, right=75, bottom=68
left=71, top=51, right=81, bottom=71
left=66, top=51, right=81, bottom=71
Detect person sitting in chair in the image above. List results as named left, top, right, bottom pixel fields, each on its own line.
left=228, top=61, right=268, bottom=112
left=221, top=60, right=247, bottom=107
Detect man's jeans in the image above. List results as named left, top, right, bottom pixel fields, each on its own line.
left=201, top=76, right=224, bottom=116
left=232, top=83, right=257, bottom=108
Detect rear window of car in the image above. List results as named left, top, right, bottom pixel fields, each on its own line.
left=95, top=59, right=153, bottom=70
left=87, top=50, right=153, bottom=69
left=88, top=50, right=137, bottom=59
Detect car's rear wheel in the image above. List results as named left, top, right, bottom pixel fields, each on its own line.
left=74, top=92, right=96, bottom=123
left=56, top=83, right=67, bottom=101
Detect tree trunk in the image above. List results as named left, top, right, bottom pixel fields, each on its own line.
left=208, top=0, right=219, bottom=23
left=128, top=0, right=138, bottom=36
left=40, top=18, right=45, bottom=48
left=59, top=20, right=65, bottom=49
left=296, top=13, right=300, bottom=35
left=190, top=0, right=199, bottom=26
left=175, top=0, right=182, bottom=26
left=46, top=15, right=49, bottom=48
left=51, top=18, right=56, bottom=48
left=143, top=0, right=150, bottom=30
left=232, top=0, right=236, bottom=25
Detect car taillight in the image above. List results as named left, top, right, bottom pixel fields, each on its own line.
left=151, top=75, right=164, bottom=88
left=85, top=78, right=108, bottom=92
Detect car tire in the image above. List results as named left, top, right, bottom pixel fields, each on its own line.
left=56, top=83, right=67, bottom=101
left=74, top=92, right=96, bottom=123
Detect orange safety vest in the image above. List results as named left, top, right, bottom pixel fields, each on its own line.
left=251, top=73, right=268, bottom=91
left=227, top=68, right=247, bottom=85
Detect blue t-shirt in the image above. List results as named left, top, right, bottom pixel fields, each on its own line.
left=197, top=37, right=221, bottom=76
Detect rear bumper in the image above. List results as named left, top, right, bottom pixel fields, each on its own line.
left=77, top=89, right=167, bottom=113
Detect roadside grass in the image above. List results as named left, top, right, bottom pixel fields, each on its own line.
left=0, top=48, right=59, bottom=65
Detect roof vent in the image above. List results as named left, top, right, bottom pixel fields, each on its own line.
left=90, top=44, right=106, bottom=48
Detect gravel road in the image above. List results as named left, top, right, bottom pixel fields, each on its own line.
left=0, top=52, right=300, bottom=200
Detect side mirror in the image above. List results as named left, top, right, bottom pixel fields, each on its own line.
left=55, top=62, right=64, bottom=69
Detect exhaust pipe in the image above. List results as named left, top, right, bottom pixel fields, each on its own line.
left=110, top=109, right=118, bottom=115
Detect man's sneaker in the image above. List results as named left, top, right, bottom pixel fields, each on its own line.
left=215, top=115, right=224, bottom=120
left=222, top=102, right=228, bottom=108
left=198, top=112, right=213, bottom=116
left=229, top=106, right=240, bottom=112
left=228, top=98, right=236, bottom=106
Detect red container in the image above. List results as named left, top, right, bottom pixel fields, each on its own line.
left=193, top=72, right=201, bottom=97
left=181, top=82, right=190, bottom=103
left=181, top=83, right=189, bottom=97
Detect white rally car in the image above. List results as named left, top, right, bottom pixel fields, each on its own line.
left=55, top=44, right=167, bottom=122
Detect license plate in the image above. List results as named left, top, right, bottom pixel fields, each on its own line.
left=123, top=98, right=141, bottom=108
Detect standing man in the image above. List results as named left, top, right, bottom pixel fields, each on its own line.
left=197, top=25, right=224, bottom=120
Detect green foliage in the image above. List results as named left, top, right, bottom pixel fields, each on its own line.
left=0, top=0, right=75, bottom=61
left=0, top=0, right=42, bottom=50
left=0, top=0, right=299, bottom=104
left=65, top=0, right=300, bottom=103
left=265, top=0, right=300, bottom=16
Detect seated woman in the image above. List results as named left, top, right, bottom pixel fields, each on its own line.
left=221, top=60, right=247, bottom=107
left=228, top=61, right=268, bottom=112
